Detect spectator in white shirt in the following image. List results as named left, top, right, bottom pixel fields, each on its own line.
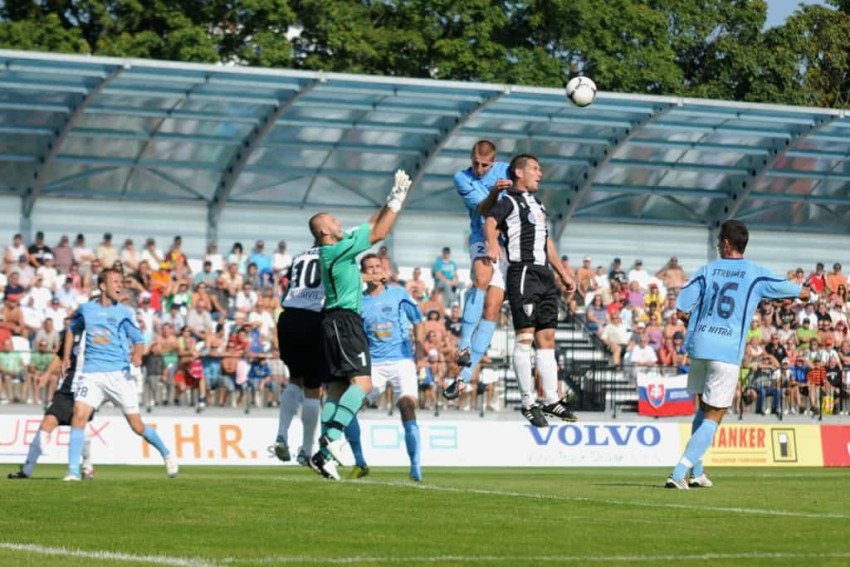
left=4, top=233, right=28, bottom=272
left=273, top=240, right=292, bottom=281
left=600, top=312, right=631, bottom=366
left=24, top=276, right=52, bottom=312
left=185, top=300, right=213, bottom=338
left=626, top=333, right=659, bottom=366
left=55, top=277, right=80, bottom=309
left=13, top=255, right=36, bottom=288
left=235, top=282, right=258, bottom=313
left=121, top=238, right=141, bottom=272
left=135, top=294, right=160, bottom=335
left=43, top=297, right=67, bottom=329
left=141, top=237, right=164, bottom=271
left=72, top=233, right=95, bottom=276
left=204, top=241, right=224, bottom=273
left=36, top=254, right=60, bottom=291
left=627, top=258, right=651, bottom=291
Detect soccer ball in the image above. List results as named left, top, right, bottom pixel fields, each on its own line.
left=565, top=76, right=597, bottom=108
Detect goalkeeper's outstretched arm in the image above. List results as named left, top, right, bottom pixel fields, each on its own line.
left=369, top=170, right=411, bottom=244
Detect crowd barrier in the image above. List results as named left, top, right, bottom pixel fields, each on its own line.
left=1, top=414, right=848, bottom=467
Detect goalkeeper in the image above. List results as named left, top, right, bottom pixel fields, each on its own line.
left=306, top=170, right=413, bottom=480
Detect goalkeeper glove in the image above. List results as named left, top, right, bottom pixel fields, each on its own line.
left=386, top=169, right=412, bottom=213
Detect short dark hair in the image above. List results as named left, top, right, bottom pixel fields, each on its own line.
left=360, top=253, right=380, bottom=272
left=719, top=220, right=748, bottom=254
left=508, top=154, right=539, bottom=183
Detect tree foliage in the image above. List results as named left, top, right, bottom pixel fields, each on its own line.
left=0, top=0, right=848, bottom=107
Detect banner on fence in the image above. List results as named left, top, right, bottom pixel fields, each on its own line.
left=636, top=371, right=695, bottom=417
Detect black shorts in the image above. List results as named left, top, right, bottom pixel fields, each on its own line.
left=277, top=307, right=326, bottom=389
left=45, top=390, right=93, bottom=426
left=506, top=264, right=559, bottom=331
left=321, top=309, right=371, bottom=382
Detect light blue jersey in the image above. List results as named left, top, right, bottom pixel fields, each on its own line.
left=454, top=161, right=510, bottom=244
left=361, top=285, right=422, bottom=363
left=70, top=301, right=144, bottom=373
left=676, top=259, right=801, bottom=365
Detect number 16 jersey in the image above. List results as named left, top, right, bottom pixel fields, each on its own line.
left=282, top=247, right=324, bottom=312
left=676, top=258, right=800, bottom=365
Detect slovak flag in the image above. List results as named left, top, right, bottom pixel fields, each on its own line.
left=637, top=371, right=694, bottom=417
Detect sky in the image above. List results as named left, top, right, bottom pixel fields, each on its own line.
left=765, top=0, right=828, bottom=28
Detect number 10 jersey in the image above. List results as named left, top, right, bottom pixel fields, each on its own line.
left=283, top=247, right=324, bottom=312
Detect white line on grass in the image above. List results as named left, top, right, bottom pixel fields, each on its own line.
left=229, top=551, right=850, bottom=564
left=7, top=541, right=850, bottom=565
left=274, top=476, right=850, bottom=520
left=0, top=542, right=216, bottom=567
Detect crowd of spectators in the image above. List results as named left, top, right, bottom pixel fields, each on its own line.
left=4, top=230, right=848, bottom=418
left=575, top=255, right=850, bottom=417
left=0, top=233, right=497, bottom=413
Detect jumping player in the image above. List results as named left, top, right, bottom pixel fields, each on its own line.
left=444, top=140, right=512, bottom=400
left=484, top=154, right=577, bottom=426
left=273, top=242, right=325, bottom=466
left=308, top=169, right=412, bottom=480
left=63, top=268, right=177, bottom=481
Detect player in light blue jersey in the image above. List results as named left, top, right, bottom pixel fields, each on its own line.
left=62, top=268, right=177, bottom=481
left=350, top=253, right=424, bottom=481
left=445, top=140, right=512, bottom=400
left=666, top=220, right=809, bottom=489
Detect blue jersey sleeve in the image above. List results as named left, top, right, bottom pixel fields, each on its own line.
left=119, top=307, right=144, bottom=345
left=756, top=267, right=802, bottom=299
left=675, top=268, right=706, bottom=314
left=397, top=287, right=423, bottom=323
left=70, top=306, right=86, bottom=333
left=454, top=170, right=486, bottom=212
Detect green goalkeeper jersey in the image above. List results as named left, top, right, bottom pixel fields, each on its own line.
left=320, top=223, right=372, bottom=313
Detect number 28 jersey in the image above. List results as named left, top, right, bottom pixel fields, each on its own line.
left=282, top=247, right=324, bottom=312
left=676, top=258, right=801, bottom=365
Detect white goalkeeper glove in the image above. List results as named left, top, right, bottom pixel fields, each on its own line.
left=386, top=169, right=412, bottom=213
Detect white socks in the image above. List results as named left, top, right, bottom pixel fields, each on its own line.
left=536, top=349, right=559, bottom=404
left=301, top=398, right=321, bottom=456
left=514, top=342, right=535, bottom=408
left=276, top=383, right=304, bottom=443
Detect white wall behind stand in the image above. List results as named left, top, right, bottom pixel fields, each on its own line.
left=28, top=198, right=208, bottom=256
left=0, top=196, right=18, bottom=235
left=746, top=231, right=850, bottom=275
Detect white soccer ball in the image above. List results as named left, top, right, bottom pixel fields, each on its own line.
left=565, top=76, right=597, bottom=108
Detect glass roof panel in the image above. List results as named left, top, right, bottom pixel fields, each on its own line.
left=1, top=49, right=849, bottom=234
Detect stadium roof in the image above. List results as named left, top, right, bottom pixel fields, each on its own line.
left=1, top=48, right=849, bottom=239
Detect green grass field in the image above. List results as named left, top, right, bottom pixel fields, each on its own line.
left=2, top=465, right=850, bottom=566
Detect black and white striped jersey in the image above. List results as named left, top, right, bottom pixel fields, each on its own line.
left=282, top=247, right=324, bottom=312
left=487, top=189, right=549, bottom=266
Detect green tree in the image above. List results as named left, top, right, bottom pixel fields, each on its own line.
left=509, top=0, right=683, bottom=93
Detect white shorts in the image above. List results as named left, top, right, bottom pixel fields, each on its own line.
left=687, top=358, right=740, bottom=409
left=367, top=359, right=418, bottom=405
left=468, top=242, right=507, bottom=291
left=74, top=370, right=141, bottom=414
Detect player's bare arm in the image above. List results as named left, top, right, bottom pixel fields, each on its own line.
left=546, top=238, right=575, bottom=292
left=38, top=355, right=62, bottom=389
left=476, top=179, right=512, bottom=215
left=131, top=344, right=144, bottom=368
left=483, top=217, right=501, bottom=262
left=61, top=325, right=74, bottom=373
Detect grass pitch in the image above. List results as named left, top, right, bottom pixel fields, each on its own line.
left=2, top=465, right=849, bottom=566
